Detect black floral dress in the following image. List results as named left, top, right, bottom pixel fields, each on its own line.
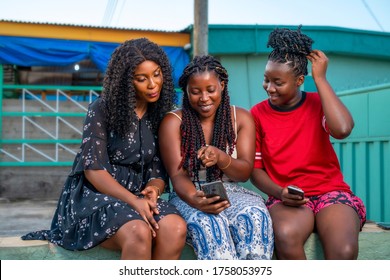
left=22, top=98, right=180, bottom=250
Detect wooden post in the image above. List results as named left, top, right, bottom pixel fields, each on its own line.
left=193, top=0, right=208, bottom=56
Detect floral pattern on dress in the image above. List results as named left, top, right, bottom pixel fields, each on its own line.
left=22, top=97, right=180, bottom=251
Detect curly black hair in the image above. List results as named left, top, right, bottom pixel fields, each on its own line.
left=101, top=37, right=176, bottom=136
left=178, top=55, right=236, bottom=182
left=267, top=25, right=314, bottom=77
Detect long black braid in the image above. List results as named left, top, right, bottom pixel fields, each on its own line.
left=267, top=25, right=314, bottom=77
left=101, top=37, right=176, bottom=136
left=178, top=55, right=236, bottom=182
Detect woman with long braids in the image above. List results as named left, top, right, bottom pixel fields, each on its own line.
left=250, top=26, right=366, bottom=259
left=22, top=38, right=187, bottom=260
left=159, top=55, right=273, bottom=260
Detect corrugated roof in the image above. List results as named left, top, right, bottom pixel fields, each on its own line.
left=0, top=19, right=191, bottom=33
left=0, top=20, right=190, bottom=46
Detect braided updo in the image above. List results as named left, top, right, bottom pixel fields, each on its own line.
left=267, top=25, right=314, bottom=77
left=178, top=55, right=236, bottom=182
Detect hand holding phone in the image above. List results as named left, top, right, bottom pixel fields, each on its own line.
left=287, top=185, right=304, bottom=199
left=201, top=181, right=230, bottom=204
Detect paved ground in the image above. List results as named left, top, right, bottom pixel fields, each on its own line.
left=0, top=198, right=57, bottom=237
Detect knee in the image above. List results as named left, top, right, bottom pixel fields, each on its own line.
left=273, top=225, right=302, bottom=246
left=159, top=215, right=187, bottom=240
left=326, top=242, right=358, bottom=260
left=121, top=220, right=152, bottom=247
left=251, top=206, right=273, bottom=227
left=175, top=218, right=187, bottom=238
left=174, top=219, right=187, bottom=243
left=340, top=244, right=358, bottom=259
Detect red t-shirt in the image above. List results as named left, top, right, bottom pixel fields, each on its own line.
left=250, top=92, right=351, bottom=196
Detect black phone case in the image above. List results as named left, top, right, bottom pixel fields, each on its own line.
left=287, top=185, right=304, bottom=198
left=201, top=181, right=230, bottom=203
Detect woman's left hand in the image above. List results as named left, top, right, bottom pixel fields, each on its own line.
left=307, top=49, right=328, bottom=81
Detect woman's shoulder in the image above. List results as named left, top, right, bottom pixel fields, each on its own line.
left=232, top=106, right=255, bottom=127
left=250, top=99, right=268, bottom=111
left=304, top=92, right=322, bottom=109
left=233, top=105, right=252, bottom=118
left=88, top=97, right=104, bottom=110
left=165, top=109, right=183, bottom=121
left=305, top=91, right=320, bottom=101
left=159, top=109, right=182, bottom=133
left=233, top=105, right=248, bottom=112
left=87, top=97, right=107, bottom=117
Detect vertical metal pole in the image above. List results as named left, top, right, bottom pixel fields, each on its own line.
left=193, top=0, right=208, bottom=56
left=0, top=65, right=3, bottom=145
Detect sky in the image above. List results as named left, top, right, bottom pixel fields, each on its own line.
left=0, top=0, right=389, bottom=33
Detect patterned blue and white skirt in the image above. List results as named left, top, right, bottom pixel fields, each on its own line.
left=169, top=182, right=274, bottom=260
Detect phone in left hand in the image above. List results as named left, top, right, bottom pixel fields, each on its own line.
left=287, top=185, right=304, bottom=199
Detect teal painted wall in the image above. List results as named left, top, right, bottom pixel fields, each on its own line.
left=208, top=24, right=390, bottom=108
left=219, top=55, right=267, bottom=109
left=207, top=25, right=390, bottom=59
left=324, top=55, right=390, bottom=92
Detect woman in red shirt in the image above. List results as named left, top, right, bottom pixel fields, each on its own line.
left=250, top=26, right=366, bottom=260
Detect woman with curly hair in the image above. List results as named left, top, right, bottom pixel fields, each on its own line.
left=250, top=26, right=366, bottom=259
left=22, top=38, right=187, bottom=260
left=159, top=55, right=274, bottom=260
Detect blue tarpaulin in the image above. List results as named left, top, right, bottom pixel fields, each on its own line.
left=0, top=35, right=189, bottom=86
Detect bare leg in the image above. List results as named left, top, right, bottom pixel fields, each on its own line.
left=316, top=204, right=360, bottom=259
left=101, top=220, right=152, bottom=260
left=270, top=203, right=314, bottom=259
left=152, top=214, right=187, bottom=260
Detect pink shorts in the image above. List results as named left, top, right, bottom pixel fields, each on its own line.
left=266, top=190, right=366, bottom=230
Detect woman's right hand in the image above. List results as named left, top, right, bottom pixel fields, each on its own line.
left=129, top=196, right=159, bottom=237
left=191, top=190, right=230, bottom=214
left=280, top=187, right=308, bottom=207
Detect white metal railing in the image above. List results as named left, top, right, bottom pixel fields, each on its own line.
left=1, top=89, right=99, bottom=165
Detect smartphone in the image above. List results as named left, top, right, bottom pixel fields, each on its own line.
left=287, top=185, right=304, bottom=199
left=201, top=181, right=230, bottom=203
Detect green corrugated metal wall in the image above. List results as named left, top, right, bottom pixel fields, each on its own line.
left=335, top=85, right=390, bottom=223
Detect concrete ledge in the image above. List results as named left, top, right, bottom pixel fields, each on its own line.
left=0, top=223, right=388, bottom=260
left=0, top=237, right=196, bottom=260
left=301, top=222, right=390, bottom=260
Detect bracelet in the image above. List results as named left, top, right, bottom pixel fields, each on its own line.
left=151, top=185, right=161, bottom=198
left=219, top=156, right=232, bottom=170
